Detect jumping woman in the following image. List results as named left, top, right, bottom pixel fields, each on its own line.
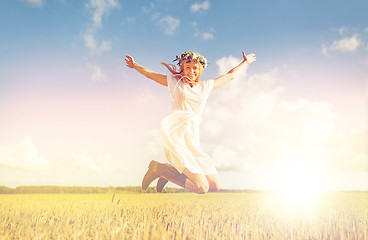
left=125, top=50, right=256, bottom=194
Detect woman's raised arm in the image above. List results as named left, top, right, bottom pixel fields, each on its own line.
left=213, top=51, right=256, bottom=90
left=125, top=55, right=168, bottom=86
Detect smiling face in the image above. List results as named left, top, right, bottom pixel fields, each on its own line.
left=181, top=59, right=203, bottom=82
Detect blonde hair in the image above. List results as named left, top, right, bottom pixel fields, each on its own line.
left=161, top=60, right=204, bottom=83
left=160, top=62, right=182, bottom=75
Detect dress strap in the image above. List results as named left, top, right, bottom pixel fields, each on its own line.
left=172, top=74, right=187, bottom=92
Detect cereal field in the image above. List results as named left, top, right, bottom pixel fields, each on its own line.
left=0, top=192, right=367, bottom=239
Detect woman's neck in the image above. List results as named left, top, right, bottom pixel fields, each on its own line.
left=174, top=74, right=200, bottom=87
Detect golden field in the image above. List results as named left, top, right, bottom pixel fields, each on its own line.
left=0, top=192, right=367, bottom=239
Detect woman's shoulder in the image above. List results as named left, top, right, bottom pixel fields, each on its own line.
left=167, top=74, right=182, bottom=88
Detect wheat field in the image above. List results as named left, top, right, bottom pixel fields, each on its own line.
left=0, top=192, right=367, bottom=239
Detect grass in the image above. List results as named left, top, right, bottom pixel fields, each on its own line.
left=0, top=192, right=367, bottom=239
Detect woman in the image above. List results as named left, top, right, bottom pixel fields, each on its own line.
left=125, top=50, right=256, bottom=194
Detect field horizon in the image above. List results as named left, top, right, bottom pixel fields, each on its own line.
left=1, top=185, right=367, bottom=195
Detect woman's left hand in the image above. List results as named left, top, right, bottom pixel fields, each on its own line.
left=242, top=51, right=256, bottom=64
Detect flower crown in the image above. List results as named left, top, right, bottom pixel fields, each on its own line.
left=173, top=50, right=209, bottom=68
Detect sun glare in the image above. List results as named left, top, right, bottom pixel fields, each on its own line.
left=275, top=163, right=321, bottom=210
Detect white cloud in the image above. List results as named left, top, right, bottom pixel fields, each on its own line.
left=202, top=32, right=214, bottom=40
left=323, top=34, right=362, bottom=56
left=88, top=64, right=106, bottom=82
left=24, top=0, right=44, bottom=7
left=331, top=35, right=361, bottom=52
left=125, top=17, right=136, bottom=24
left=211, top=145, right=243, bottom=171
left=194, top=31, right=214, bottom=40
left=157, top=16, right=180, bottom=35
left=83, top=0, right=119, bottom=54
left=146, top=129, right=166, bottom=161
left=322, top=27, right=368, bottom=57
left=190, top=0, right=210, bottom=13
left=322, top=44, right=329, bottom=56
left=142, top=3, right=161, bottom=21
left=142, top=2, right=155, bottom=15
left=83, top=30, right=97, bottom=51
left=199, top=55, right=365, bottom=178
left=83, top=29, right=112, bottom=55
left=0, top=137, right=48, bottom=171
left=142, top=3, right=181, bottom=36
left=86, top=0, right=119, bottom=28
left=216, top=55, right=245, bottom=75
left=0, top=138, right=114, bottom=173
left=151, top=12, right=161, bottom=21
left=192, top=22, right=214, bottom=40
left=64, top=153, right=113, bottom=173
left=142, top=3, right=162, bottom=22
left=338, top=26, right=347, bottom=36
left=100, top=40, right=112, bottom=51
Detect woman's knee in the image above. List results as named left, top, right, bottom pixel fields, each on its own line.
left=193, top=181, right=209, bottom=194
left=209, top=183, right=221, bottom=191
left=183, top=169, right=210, bottom=194
left=206, top=175, right=221, bottom=191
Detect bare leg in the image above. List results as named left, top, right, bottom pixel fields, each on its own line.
left=158, top=170, right=221, bottom=193
left=182, top=169, right=209, bottom=194
left=153, top=165, right=212, bottom=194
left=206, top=174, right=221, bottom=192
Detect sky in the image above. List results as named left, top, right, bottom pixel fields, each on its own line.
left=0, top=0, right=367, bottom=191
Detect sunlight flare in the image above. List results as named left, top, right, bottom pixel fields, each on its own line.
left=275, top=163, right=322, bottom=209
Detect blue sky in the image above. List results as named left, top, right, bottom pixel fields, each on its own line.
left=0, top=0, right=367, bottom=190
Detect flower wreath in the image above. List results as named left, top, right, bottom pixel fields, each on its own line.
left=173, top=50, right=209, bottom=68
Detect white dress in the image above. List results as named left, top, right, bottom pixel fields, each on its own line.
left=159, top=75, right=217, bottom=175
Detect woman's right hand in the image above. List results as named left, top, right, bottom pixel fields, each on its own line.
left=125, top=54, right=135, bottom=68
left=123, top=54, right=168, bottom=86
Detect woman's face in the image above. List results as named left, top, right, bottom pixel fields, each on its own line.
left=182, top=60, right=202, bottom=81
